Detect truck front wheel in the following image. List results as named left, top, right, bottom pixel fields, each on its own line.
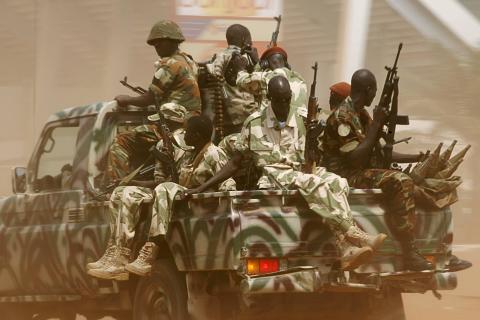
left=133, top=259, right=188, bottom=320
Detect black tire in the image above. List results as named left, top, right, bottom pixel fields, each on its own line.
left=132, top=259, right=188, bottom=320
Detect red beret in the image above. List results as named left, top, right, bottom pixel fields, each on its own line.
left=260, top=46, right=288, bottom=61
left=329, top=82, right=351, bottom=99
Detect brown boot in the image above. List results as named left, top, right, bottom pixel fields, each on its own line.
left=336, top=233, right=373, bottom=271
left=125, top=242, right=159, bottom=276
left=345, top=225, right=387, bottom=251
left=86, top=240, right=116, bottom=270
left=87, top=247, right=131, bottom=281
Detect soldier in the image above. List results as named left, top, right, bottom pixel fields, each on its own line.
left=205, top=24, right=257, bottom=136
left=235, top=46, right=308, bottom=117
left=186, top=76, right=386, bottom=271
left=87, top=103, right=188, bottom=280
left=124, top=115, right=236, bottom=277
left=105, top=20, right=201, bottom=182
left=328, top=82, right=351, bottom=111
left=322, top=69, right=433, bottom=271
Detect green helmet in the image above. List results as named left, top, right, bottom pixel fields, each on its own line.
left=147, top=20, right=185, bottom=45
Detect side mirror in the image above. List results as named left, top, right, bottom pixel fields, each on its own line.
left=12, top=167, right=27, bottom=194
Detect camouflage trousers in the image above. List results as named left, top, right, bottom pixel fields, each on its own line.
left=150, top=182, right=186, bottom=237
left=263, top=166, right=354, bottom=232
left=348, top=169, right=415, bottom=239
left=106, top=124, right=158, bottom=181
left=108, top=186, right=154, bottom=246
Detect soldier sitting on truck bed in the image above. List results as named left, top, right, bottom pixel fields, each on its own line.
left=322, top=69, right=435, bottom=271
left=186, top=76, right=387, bottom=271
left=205, top=24, right=257, bottom=136
left=88, top=115, right=235, bottom=280
left=323, top=69, right=472, bottom=272
left=87, top=103, right=188, bottom=280
left=105, top=20, right=201, bottom=183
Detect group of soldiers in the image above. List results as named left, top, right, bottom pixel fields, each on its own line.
left=86, top=19, right=469, bottom=281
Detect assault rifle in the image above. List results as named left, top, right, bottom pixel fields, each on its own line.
left=152, top=97, right=179, bottom=183
left=93, top=163, right=155, bottom=200
left=304, top=62, right=319, bottom=174
left=120, top=76, right=147, bottom=95
left=268, top=15, right=282, bottom=48
left=373, top=43, right=410, bottom=169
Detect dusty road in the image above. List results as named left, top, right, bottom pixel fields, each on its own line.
left=67, top=245, right=480, bottom=320
left=403, top=244, right=480, bottom=320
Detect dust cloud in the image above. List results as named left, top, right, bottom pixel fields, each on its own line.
left=0, top=1, right=479, bottom=319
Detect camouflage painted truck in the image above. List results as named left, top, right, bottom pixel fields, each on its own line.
left=0, top=101, right=464, bottom=320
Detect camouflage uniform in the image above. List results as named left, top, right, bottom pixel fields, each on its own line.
left=236, top=67, right=308, bottom=117
left=234, top=104, right=355, bottom=232
left=106, top=47, right=201, bottom=181
left=107, top=127, right=188, bottom=246
left=206, top=45, right=257, bottom=134
left=322, top=97, right=415, bottom=238
left=150, top=142, right=236, bottom=237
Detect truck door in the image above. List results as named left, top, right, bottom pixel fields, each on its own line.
left=1, top=117, right=94, bottom=296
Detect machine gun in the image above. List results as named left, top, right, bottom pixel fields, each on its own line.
left=268, top=15, right=282, bottom=48
left=304, top=62, right=319, bottom=174
left=120, top=76, right=147, bottom=95
left=373, top=43, right=410, bottom=169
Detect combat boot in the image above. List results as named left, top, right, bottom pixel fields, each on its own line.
left=86, top=240, right=116, bottom=270
left=402, top=241, right=434, bottom=271
left=125, top=242, right=159, bottom=276
left=87, top=247, right=131, bottom=281
left=337, top=234, right=373, bottom=271
left=345, top=225, right=387, bottom=251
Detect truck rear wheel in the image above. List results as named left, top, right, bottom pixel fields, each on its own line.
left=132, top=259, right=188, bottom=320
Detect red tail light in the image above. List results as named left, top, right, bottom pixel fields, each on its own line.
left=247, top=258, right=279, bottom=275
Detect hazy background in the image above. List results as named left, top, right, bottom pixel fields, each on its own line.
left=0, top=0, right=479, bottom=318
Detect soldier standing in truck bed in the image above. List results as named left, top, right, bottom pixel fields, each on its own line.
left=322, top=69, right=434, bottom=271
left=205, top=24, right=257, bottom=136
left=234, top=46, right=308, bottom=117
left=187, top=75, right=387, bottom=271
left=105, top=20, right=201, bottom=183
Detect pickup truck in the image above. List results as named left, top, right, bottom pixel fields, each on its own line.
left=0, top=101, right=463, bottom=320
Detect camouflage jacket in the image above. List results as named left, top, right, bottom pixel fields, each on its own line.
left=149, top=50, right=202, bottom=115
left=235, top=103, right=306, bottom=189
left=154, top=128, right=188, bottom=183
left=155, top=137, right=235, bottom=191
left=322, top=97, right=378, bottom=177
left=236, top=67, right=307, bottom=117
left=206, top=45, right=257, bottom=126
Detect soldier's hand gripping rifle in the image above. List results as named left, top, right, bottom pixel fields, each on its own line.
left=372, top=43, right=410, bottom=169
left=120, top=76, right=147, bottom=95
left=304, top=62, right=320, bottom=174
left=152, top=97, right=179, bottom=183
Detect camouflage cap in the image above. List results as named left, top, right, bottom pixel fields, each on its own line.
left=147, top=20, right=185, bottom=45
left=148, top=102, right=187, bottom=123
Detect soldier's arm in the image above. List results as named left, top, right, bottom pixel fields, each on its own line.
left=346, top=107, right=388, bottom=167
left=206, top=51, right=229, bottom=77
left=115, top=91, right=155, bottom=109
left=185, top=151, right=243, bottom=195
